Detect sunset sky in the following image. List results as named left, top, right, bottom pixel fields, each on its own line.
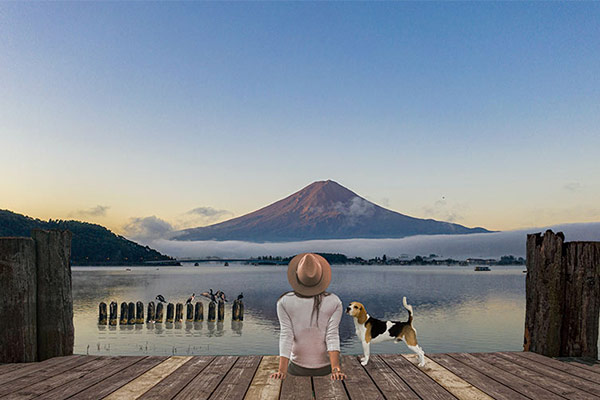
left=1, top=2, right=599, bottom=237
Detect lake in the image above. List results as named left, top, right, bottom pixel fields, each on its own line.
left=73, top=263, right=530, bottom=357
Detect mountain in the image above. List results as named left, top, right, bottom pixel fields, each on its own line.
left=173, top=180, right=490, bottom=242
left=0, top=209, right=177, bottom=265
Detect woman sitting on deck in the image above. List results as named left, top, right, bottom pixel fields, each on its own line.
left=270, top=253, right=346, bottom=381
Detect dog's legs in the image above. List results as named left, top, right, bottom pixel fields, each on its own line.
left=407, top=344, right=426, bottom=367
left=360, top=342, right=370, bottom=366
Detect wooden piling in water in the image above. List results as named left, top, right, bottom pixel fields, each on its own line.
left=127, top=302, right=135, bottom=325
left=232, top=300, right=239, bottom=321
left=147, top=302, right=155, bottom=322
left=120, top=302, right=128, bottom=325
left=98, top=302, right=107, bottom=325
left=109, top=301, right=118, bottom=326
left=166, top=303, right=175, bottom=323
left=208, top=301, right=216, bottom=322
left=155, top=303, right=164, bottom=323
left=217, top=300, right=224, bottom=321
left=135, top=301, right=144, bottom=324
left=175, top=303, right=183, bottom=322
left=194, top=302, right=203, bottom=321
left=186, top=303, right=194, bottom=321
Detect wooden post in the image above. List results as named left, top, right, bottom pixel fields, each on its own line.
left=186, top=303, right=194, bottom=321
left=109, top=301, right=118, bottom=326
left=32, top=229, right=74, bottom=361
left=155, top=303, right=164, bottom=323
left=175, top=303, right=183, bottom=322
left=217, top=300, right=225, bottom=321
left=135, top=301, right=144, bottom=324
left=120, top=302, right=128, bottom=325
left=525, top=230, right=600, bottom=358
left=232, top=300, right=239, bottom=321
left=238, top=300, right=244, bottom=321
left=208, top=301, right=216, bottom=322
left=127, top=302, right=135, bottom=325
left=166, top=303, right=175, bottom=323
left=194, top=302, right=204, bottom=321
left=0, top=237, right=37, bottom=363
left=147, top=301, right=155, bottom=323
left=98, top=302, right=108, bottom=325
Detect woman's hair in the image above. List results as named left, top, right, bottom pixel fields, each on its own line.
left=278, top=291, right=331, bottom=326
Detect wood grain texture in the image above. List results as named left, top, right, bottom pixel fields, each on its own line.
left=362, top=355, right=419, bottom=400
left=140, top=356, right=214, bottom=400
left=208, top=355, right=261, bottom=400
left=313, top=374, right=348, bottom=400
left=173, top=355, right=237, bottom=400
left=244, top=356, right=281, bottom=400
left=518, top=352, right=600, bottom=382
left=340, top=355, right=384, bottom=400
left=279, top=375, right=312, bottom=400
left=403, top=354, right=493, bottom=400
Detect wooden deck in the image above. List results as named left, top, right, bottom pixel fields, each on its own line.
left=1, top=352, right=599, bottom=399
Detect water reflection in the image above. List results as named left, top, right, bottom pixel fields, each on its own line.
left=74, top=264, right=528, bottom=356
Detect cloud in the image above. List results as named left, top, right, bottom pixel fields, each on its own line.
left=70, top=205, right=110, bottom=217
left=122, top=216, right=174, bottom=241
left=176, top=206, right=234, bottom=229
left=333, top=196, right=375, bottom=225
left=563, top=182, right=583, bottom=192
left=422, top=199, right=464, bottom=223
left=141, top=222, right=600, bottom=260
left=186, top=206, right=233, bottom=219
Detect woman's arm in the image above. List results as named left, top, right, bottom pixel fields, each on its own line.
left=271, top=298, right=293, bottom=380
left=271, top=355, right=289, bottom=380
left=328, top=350, right=346, bottom=380
left=326, top=298, right=345, bottom=380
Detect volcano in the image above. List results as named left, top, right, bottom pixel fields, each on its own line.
left=173, top=180, right=490, bottom=242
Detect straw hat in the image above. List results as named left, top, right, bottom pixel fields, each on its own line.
left=287, top=253, right=332, bottom=296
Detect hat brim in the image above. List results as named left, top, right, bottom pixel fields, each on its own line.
left=287, top=253, right=332, bottom=296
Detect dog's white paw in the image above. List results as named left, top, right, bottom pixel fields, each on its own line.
left=360, top=358, right=369, bottom=366
left=418, top=360, right=426, bottom=367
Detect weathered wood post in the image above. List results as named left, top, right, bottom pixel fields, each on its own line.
left=109, top=301, right=118, bottom=326
left=166, top=303, right=175, bottom=323
left=186, top=303, right=194, bottom=321
left=155, top=303, right=164, bottom=323
left=32, top=229, right=74, bottom=361
left=0, top=238, right=37, bottom=363
left=175, top=303, right=183, bottom=322
left=217, top=300, right=225, bottom=321
left=232, top=300, right=240, bottom=321
left=208, top=301, right=216, bottom=322
left=135, top=301, right=144, bottom=324
left=98, top=302, right=108, bottom=325
left=239, top=300, right=244, bottom=321
left=127, top=302, right=135, bottom=325
left=120, top=302, right=128, bottom=325
left=194, top=302, right=204, bottom=321
left=525, top=230, right=600, bottom=358
left=147, top=301, right=155, bottom=322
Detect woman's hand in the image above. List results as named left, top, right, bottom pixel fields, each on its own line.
left=331, top=367, right=346, bottom=380
left=270, top=370, right=287, bottom=380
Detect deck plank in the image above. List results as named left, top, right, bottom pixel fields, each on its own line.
left=0, top=362, right=31, bottom=375
left=313, top=374, right=348, bottom=400
left=38, top=356, right=146, bottom=400
left=0, top=356, right=99, bottom=397
left=244, top=355, right=281, bottom=400
left=497, top=352, right=600, bottom=397
left=69, top=356, right=168, bottom=400
left=428, top=353, right=529, bottom=400
left=448, top=353, right=565, bottom=400
left=340, top=355, right=384, bottom=400
left=559, top=357, right=600, bottom=375
left=403, top=354, right=494, bottom=400
left=381, top=354, right=456, bottom=400
left=279, top=375, right=312, bottom=400
left=140, top=356, right=214, bottom=400
left=173, top=356, right=237, bottom=400
left=208, top=355, right=261, bottom=400
left=104, top=356, right=193, bottom=400
left=0, top=355, right=85, bottom=385
left=474, top=352, right=598, bottom=400
left=362, top=355, right=419, bottom=400
left=513, top=352, right=600, bottom=383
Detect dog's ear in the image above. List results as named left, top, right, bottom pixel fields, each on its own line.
left=356, top=304, right=367, bottom=325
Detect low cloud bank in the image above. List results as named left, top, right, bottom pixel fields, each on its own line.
left=140, top=222, right=600, bottom=260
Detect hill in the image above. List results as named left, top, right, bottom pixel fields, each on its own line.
left=173, top=180, right=490, bottom=242
left=0, top=209, right=177, bottom=265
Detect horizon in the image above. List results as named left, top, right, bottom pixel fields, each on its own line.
left=2, top=3, right=599, bottom=236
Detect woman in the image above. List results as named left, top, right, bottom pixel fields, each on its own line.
left=270, top=253, right=346, bottom=381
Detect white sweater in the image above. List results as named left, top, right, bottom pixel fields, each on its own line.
left=276, top=292, right=343, bottom=368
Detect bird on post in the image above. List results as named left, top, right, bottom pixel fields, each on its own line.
left=155, top=295, right=167, bottom=303
left=200, top=289, right=216, bottom=303
left=215, top=290, right=228, bottom=302
left=186, top=293, right=195, bottom=305
left=237, top=292, right=244, bottom=301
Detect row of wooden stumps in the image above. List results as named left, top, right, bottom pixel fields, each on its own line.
left=98, top=299, right=244, bottom=325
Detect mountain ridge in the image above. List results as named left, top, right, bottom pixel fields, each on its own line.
left=174, top=180, right=490, bottom=242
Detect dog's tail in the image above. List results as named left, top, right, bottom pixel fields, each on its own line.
left=403, top=296, right=414, bottom=325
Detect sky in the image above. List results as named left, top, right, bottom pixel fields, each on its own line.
left=1, top=2, right=599, bottom=237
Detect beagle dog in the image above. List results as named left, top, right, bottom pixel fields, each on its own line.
left=346, top=297, right=426, bottom=367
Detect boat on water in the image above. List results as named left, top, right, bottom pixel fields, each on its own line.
left=474, top=266, right=491, bottom=271
left=194, top=262, right=199, bottom=266
left=224, top=262, right=229, bottom=266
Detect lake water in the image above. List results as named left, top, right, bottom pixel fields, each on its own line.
left=73, top=263, right=530, bottom=357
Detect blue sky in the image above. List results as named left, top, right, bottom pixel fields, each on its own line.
left=1, top=2, right=599, bottom=234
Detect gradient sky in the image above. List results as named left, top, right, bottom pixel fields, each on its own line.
left=1, top=2, right=599, bottom=236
